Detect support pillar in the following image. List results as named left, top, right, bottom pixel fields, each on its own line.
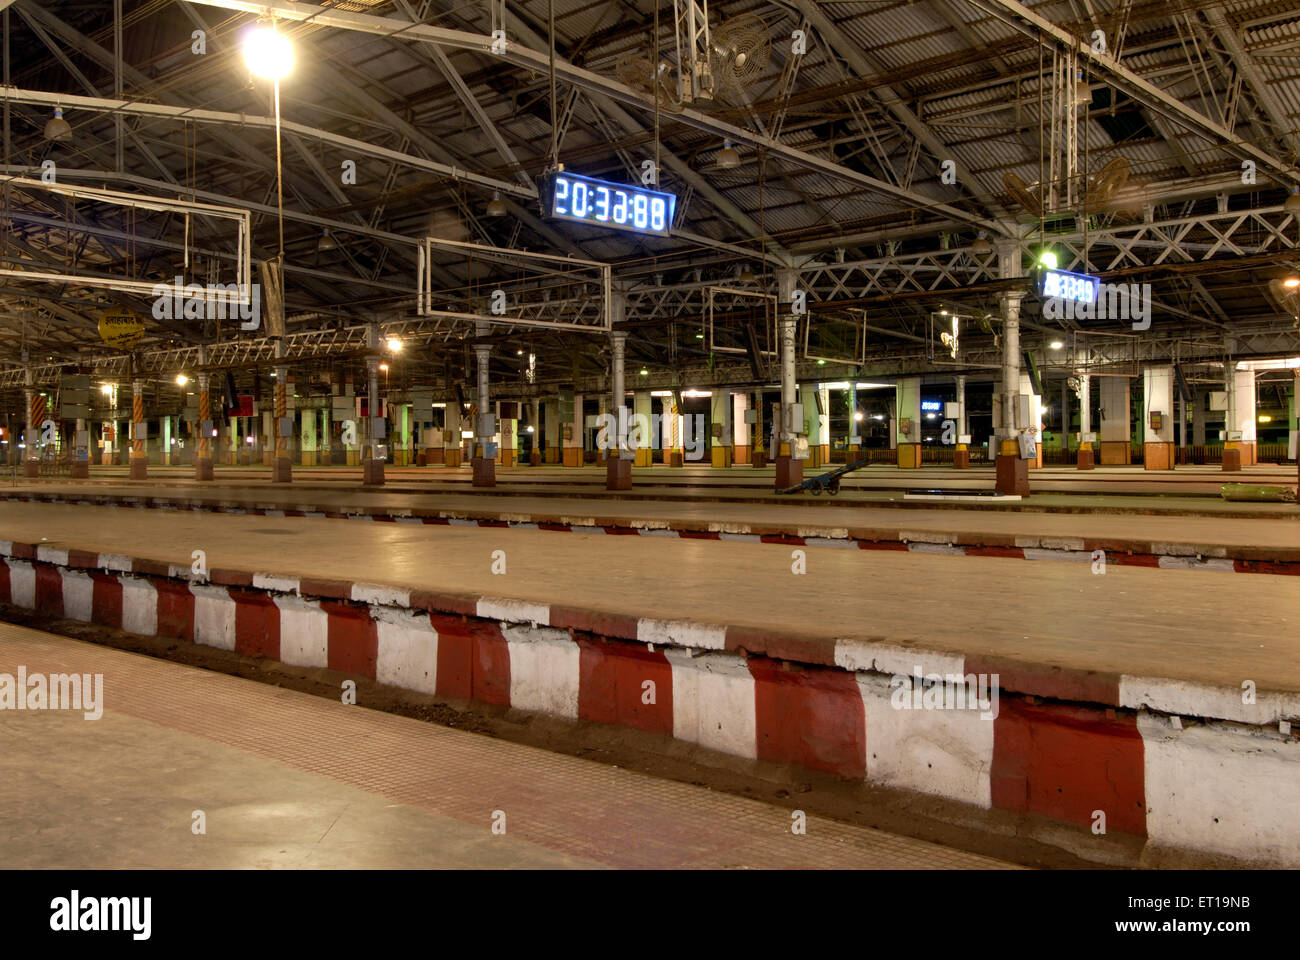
left=22, top=377, right=39, bottom=478
left=894, top=377, right=922, bottom=468
left=362, top=327, right=385, bottom=485
left=1076, top=374, right=1095, bottom=469
left=472, top=333, right=495, bottom=486
left=530, top=399, right=542, bottom=465
left=443, top=401, right=462, bottom=467
left=1225, top=367, right=1257, bottom=469
left=732, top=391, right=751, bottom=464
left=995, top=240, right=1028, bottom=495
left=1142, top=365, right=1175, bottom=470
left=710, top=388, right=733, bottom=468
left=129, top=379, right=148, bottom=480
left=774, top=269, right=802, bottom=491
left=71, top=417, right=90, bottom=478
left=196, top=361, right=214, bottom=480
left=606, top=329, right=631, bottom=489
left=1099, top=377, right=1132, bottom=465
left=272, top=343, right=292, bottom=482
left=953, top=375, right=969, bottom=468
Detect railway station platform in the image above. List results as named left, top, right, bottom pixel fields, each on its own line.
left=0, top=623, right=1013, bottom=869
left=0, top=497, right=1297, bottom=868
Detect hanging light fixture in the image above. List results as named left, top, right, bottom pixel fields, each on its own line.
left=1284, top=189, right=1300, bottom=216
left=1074, top=71, right=1091, bottom=106
left=738, top=264, right=756, bottom=283
left=716, top=141, right=741, bottom=170
left=44, top=106, right=72, bottom=142
left=317, top=229, right=337, bottom=252
left=972, top=233, right=993, bottom=256
left=243, top=25, right=294, bottom=80
left=486, top=192, right=508, bottom=217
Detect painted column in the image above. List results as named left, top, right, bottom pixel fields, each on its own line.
left=72, top=417, right=90, bottom=478
left=1076, top=374, right=1095, bottom=469
left=798, top=382, right=829, bottom=467
left=849, top=382, right=861, bottom=453
left=1018, top=372, right=1043, bottom=469
left=1225, top=367, right=1257, bottom=469
left=607, top=329, right=631, bottom=489
left=162, top=414, right=172, bottom=466
left=709, top=389, right=731, bottom=468
left=22, top=375, right=39, bottom=478
left=894, top=377, right=922, bottom=468
left=1192, top=390, right=1206, bottom=447
left=632, top=392, right=653, bottom=466
left=443, top=400, right=462, bottom=467
left=472, top=329, right=495, bottom=486
left=1099, top=377, right=1132, bottom=465
left=196, top=355, right=214, bottom=480
left=774, top=268, right=802, bottom=491
left=363, top=325, right=385, bottom=485
left=952, top=375, right=970, bottom=468
left=732, top=391, right=750, bottom=464
left=129, top=378, right=147, bottom=480
left=1142, top=365, right=1175, bottom=470
left=273, top=342, right=291, bottom=482
left=995, top=240, right=1027, bottom=495
left=529, top=399, right=542, bottom=465
left=300, top=405, right=317, bottom=465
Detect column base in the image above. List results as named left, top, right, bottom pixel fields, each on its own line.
left=472, top=456, right=496, bottom=487
left=995, top=454, right=1029, bottom=496
left=416, top=452, right=428, bottom=467
left=529, top=451, right=541, bottom=466
left=952, top=447, right=970, bottom=469
left=752, top=451, right=767, bottom=468
left=606, top=457, right=631, bottom=490
left=362, top=459, right=385, bottom=485
left=1222, top=448, right=1242, bottom=471
left=1076, top=448, right=1095, bottom=470
left=1099, top=441, right=1131, bottom=465
left=1143, top=442, right=1174, bottom=471
left=711, top=446, right=733, bottom=468
left=272, top=458, right=292, bottom=483
left=897, top=442, right=922, bottom=468
left=70, top=461, right=89, bottom=479
left=668, top=451, right=684, bottom=467
left=22, top=461, right=38, bottom=478
left=195, top=458, right=214, bottom=481
left=774, top=455, right=802, bottom=491
left=129, top=459, right=148, bottom=480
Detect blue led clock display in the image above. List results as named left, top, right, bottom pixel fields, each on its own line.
left=546, top=172, right=676, bottom=237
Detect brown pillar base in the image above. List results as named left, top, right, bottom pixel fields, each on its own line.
left=129, top=459, right=148, bottom=480
left=272, top=458, right=292, bottom=483
left=472, top=456, right=496, bottom=487
left=606, top=457, right=631, bottom=490
left=1222, top=448, right=1242, bottom=471
left=362, top=459, right=385, bottom=485
left=70, top=461, right=89, bottom=479
left=1076, top=448, right=1095, bottom=470
left=22, top=461, right=39, bottom=478
left=669, top=452, right=684, bottom=467
left=195, top=458, right=214, bottom=481
left=529, top=451, right=541, bottom=466
left=995, top=454, right=1029, bottom=496
left=952, top=449, right=970, bottom=469
left=775, top=455, right=802, bottom=491
left=752, top=451, right=767, bottom=468
left=416, top=452, right=428, bottom=467
left=1143, top=442, right=1174, bottom=471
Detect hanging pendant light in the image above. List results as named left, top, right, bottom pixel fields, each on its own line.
left=1284, top=189, right=1300, bottom=216
left=716, top=141, right=741, bottom=170
left=44, top=107, right=72, bottom=142
left=486, top=192, right=508, bottom=217
left=972, top=233, right=993, bottom=256
left=316, top=229, right=337, bottom=253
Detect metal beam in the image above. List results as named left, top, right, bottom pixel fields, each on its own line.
left=181, top=0, right=1004, bottom=235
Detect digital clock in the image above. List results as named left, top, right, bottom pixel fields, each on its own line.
left=1038, top=267, right=1099, bottom=305
left=544, top=172, right=676, bottom=237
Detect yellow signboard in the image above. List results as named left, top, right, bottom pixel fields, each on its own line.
left=98, top=310, right=146, bottom=349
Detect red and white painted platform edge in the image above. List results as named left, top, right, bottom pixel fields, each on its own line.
left=4, top=491, right=1297, bottom=576
left=1, top=537, right=1298, bottom=866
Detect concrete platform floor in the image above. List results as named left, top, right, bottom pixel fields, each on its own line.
left=35, top=461, right=1300, bottom=501
left=0, top=624, right=1016, bottom=869
left=3, top=500, right=1298, bottom=695
left=3, top=478, right=1298, bottom=554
